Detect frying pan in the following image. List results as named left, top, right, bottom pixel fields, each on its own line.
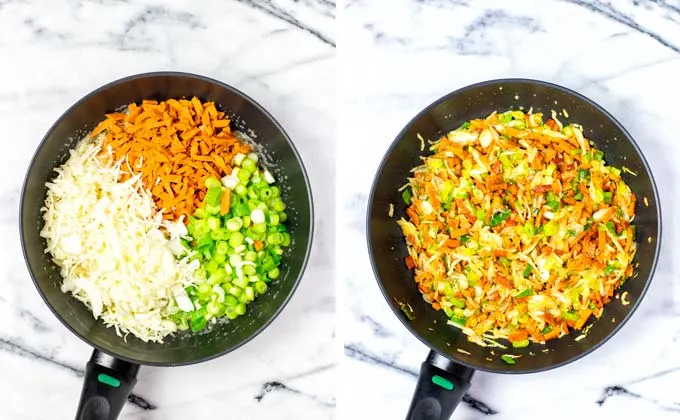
left=20, top=72, right=313, bottom=420
left=367, top=79, right=661, bottom=419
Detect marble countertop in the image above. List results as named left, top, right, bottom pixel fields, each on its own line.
left=0, top=1, right=335, bottom=419
left=341, top=0, right=680, bottom=419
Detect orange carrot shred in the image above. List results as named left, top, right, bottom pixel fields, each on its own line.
left=220, top=188, right=231, bottom=216
left=94, top=97, right=252, bottom=222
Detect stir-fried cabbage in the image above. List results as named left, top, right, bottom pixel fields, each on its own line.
left=399, top=110, right=637, bottom=348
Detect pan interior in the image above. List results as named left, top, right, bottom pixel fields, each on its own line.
left=21, top=73, right=312, bottom=366
left=368, top=79, right=660, bottom=373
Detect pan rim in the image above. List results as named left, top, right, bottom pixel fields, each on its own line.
left=19, top=71, right=315, bottom=367
left=366, top=77, right=662, bottom=374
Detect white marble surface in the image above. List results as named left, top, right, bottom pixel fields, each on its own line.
left=341, top=0, right=680, bottom=419
left=0, top=1, right=335, bottom=419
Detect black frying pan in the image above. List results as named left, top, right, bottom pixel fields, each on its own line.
left=367, top=79, right=661, bottom=419
left=20, top=72, right=313, bottom=420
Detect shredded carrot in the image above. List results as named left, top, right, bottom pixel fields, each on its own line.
left=92, top=97, right=252, bottom=221
left=220, top=188, right=231, bottom=216
left=508, top=329, right=528, bottom=342
left=542, top=327, right=560, bottom=341
left=445, top=239, right=460, bottom=248
left=574, top=308, right=592, bottom=330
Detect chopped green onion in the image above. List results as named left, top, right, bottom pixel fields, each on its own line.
left=605, top=221, right=616, bottom=235
left=237, top=169, right=252, bottom=183
left=235, top=303, right=246, bottom=315
left=207, top=216, right=220, bottom=231
left=234, top=184, right=248, bottom=196
left=204, top=187, right=223, bottom=207
left=232, top=276, right=248, bottom=289
left=489, top=209, right=512, bottom=228
left=451, top=297, right=466, bottom=309
left=226, top=217, right=243, bottom=232
left=190, top=313, right=207, bottom=332
left=622, top=166, right=638, bottom=176
left=271, top=198, right=286, bottom=212
left=215, top=241, right=229, bottom=255
left=397, top=301, right=415, bottom=321
left=268, top=267, right=280, bottom=280
left=243, top=265, right=256, bottom=276
left=402, top=188, right=412, bottom=205
left=205, top=177, right=222, bottom=189
left=542, top=221, right=558, bottom=236
left=229, top=232, right=244, bottom=247
left=205, top=204, right=221, bottom=215
left=195, top=235, right=214, bottom=249
left=254, top=280, right=268, bottom=295
left=604, top=264, right=616, bottom=275
left=241, top=158, right=257, bottom=172
left=180, top=152, right=289, bottom=327
left=512, top=339, right=529, bottom=348
left=427, top=158, right=444, bottom=170
left=561, top=311, right=579, bottom=321
left=499, top=113, right=512, bottom=123
left=546, top=191, right=560, bottom=211
left=208, top=270, right=226, bottom=285
left=252, top=223, right=267, bottom=234
left=593, top=188, right=605, bottom=203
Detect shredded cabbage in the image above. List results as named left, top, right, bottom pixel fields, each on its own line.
left=41, top=137, right=198, bottom=342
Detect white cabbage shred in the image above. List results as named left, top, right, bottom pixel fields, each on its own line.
left=41, top=137, right=198, bottom=342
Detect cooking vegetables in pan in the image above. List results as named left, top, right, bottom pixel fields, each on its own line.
left=41, top=98, right=289, bottom=343
left=397, top=109, right=637, bottom=348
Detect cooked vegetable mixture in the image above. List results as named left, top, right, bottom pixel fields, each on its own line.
left=398, top=110, right=637, bottom=348
left=41, top=98, right=289, bottom=342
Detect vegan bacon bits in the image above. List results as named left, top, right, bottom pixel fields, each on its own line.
left=41, top=98, right=290, bottom=342
left=398, top=110, right=637, bottom=351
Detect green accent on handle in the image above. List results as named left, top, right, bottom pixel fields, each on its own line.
left=97, top=374, right=121, bottom=388
left=431, top=375, right=454, bottom=391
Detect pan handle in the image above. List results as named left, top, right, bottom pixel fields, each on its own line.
left=405, top=350, right=474, bottom=420
left=75, top=349, right=140, bottom=420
